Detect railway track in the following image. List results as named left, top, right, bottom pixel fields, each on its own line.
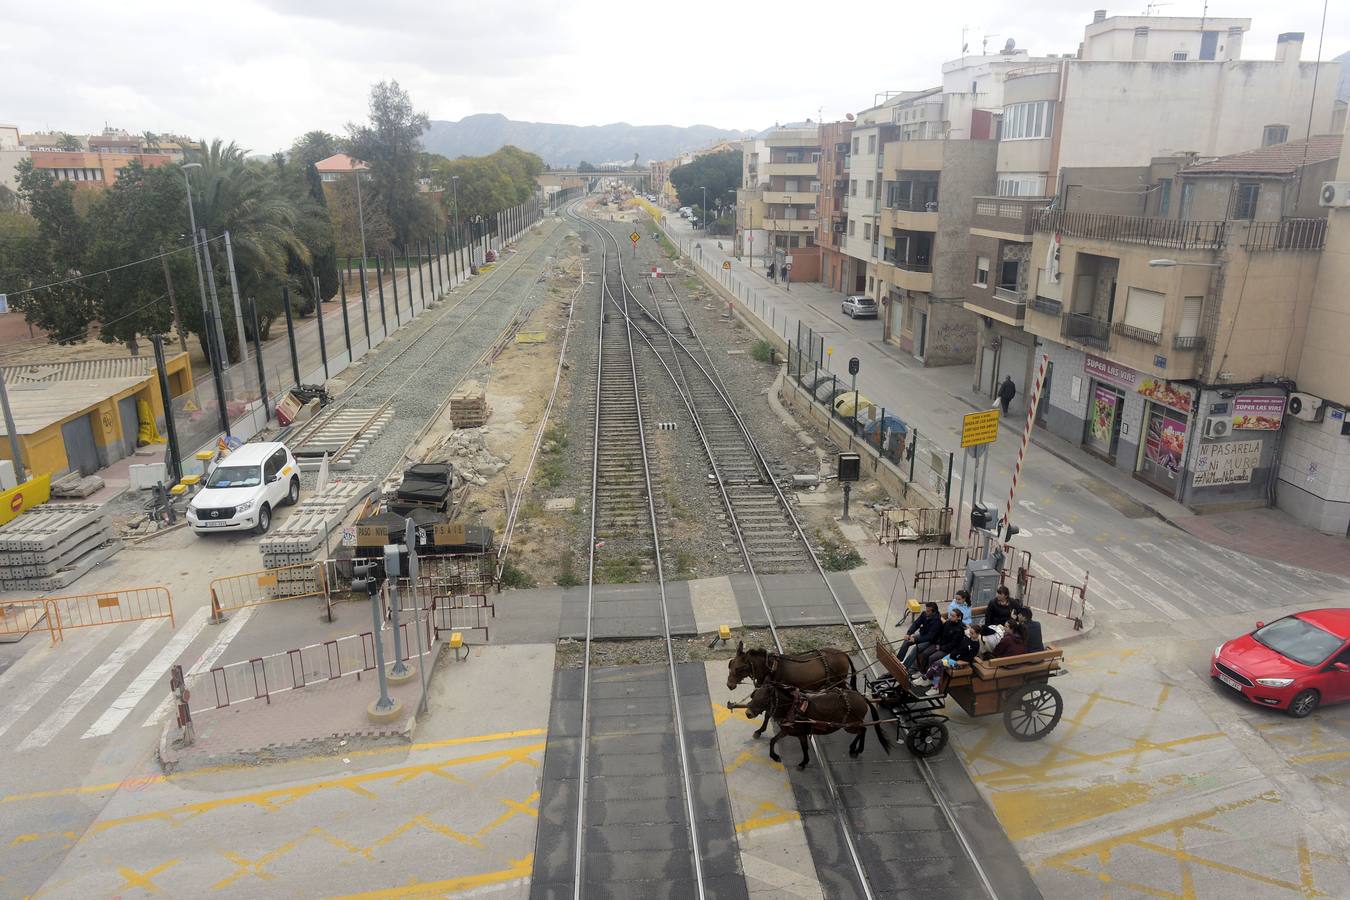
left=283, top=217, right=553, bottom=480
left=585, top=212, right=1002, bottom=900
left=560, top=202, right=721, bottom=899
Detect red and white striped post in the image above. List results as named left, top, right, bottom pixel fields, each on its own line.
left=1002, top=353, right=1050, bottom=536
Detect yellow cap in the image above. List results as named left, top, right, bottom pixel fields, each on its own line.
left=194, top=451, right=215, bottom=461
left=169, top=484, right=188, bottom=496
left=718, top=624, right=731, bottom=640
left=907, top=598, right=922, bottom=613
left=448, top=632, right=463, bottom=649
left=178, top=474, right=201, bottom=485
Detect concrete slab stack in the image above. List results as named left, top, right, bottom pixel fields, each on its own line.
left=259, top=478, right=377, bottom=570
left=0, top=503, right=121, bottom=591
left=291, top=408, right=395, bottom=471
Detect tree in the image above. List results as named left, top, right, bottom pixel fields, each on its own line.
left=345, top=81, right=429, bottom=248
left=57, top=133, right=82, bottom=151
left=326, top=176, right=393, bottom=259
left=9, top=159, right=97, bottom=342
left=577, top=161, right=596, bottom=173
left=278, top=133, right=342, bottom=302
left=426, top=146, right=545, bottom=222
left=669, top=150, right=742, bottom=212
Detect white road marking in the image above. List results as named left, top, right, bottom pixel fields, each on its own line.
left=141, top=606, right=253, bottom=727
left=1038, top=549, right=1130, bottom=610
left=1105, top=546, right=1217, bottom=616
left=0, top=634, right=108, bottom=742
left=82, top=608, right=211, bottom=739
left=17, top=620, right=164, bottom=751
left=1138, top=542, right=1260, bottom=605
left=1073, top=548, right=1188, bottom=620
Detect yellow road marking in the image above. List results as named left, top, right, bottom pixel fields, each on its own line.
left=0, top=727, right=545, bottom=808
left=212, top=838, right=302, bottom=891
left=8, top=743, right=546, bottom=850
left=475, top=791, right=539, bottom=840
left=734, top=800, right=801, bottom=835
left=115, top=859, right=180, bottom=894
left=325, top=854, right=533, bottom=898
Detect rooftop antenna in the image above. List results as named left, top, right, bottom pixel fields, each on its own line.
left=982, top=33, right=1000, bottom=55
left=1143, top=1, right=1171, bottom=15
left=961, top=24, right=972, bottom=55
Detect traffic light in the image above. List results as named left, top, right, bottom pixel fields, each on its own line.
left=970, top=502, right=993, bottom=530
left=1003, top=518, right=1020, bottom=542
left=351, top=559, right=385, bottom=595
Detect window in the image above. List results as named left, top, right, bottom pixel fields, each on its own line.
left=850, top=179, right=857, bottom=196
left=1178, top=296, right=1202, bottom=338
left=1002, top=101, right=1054, bottom=141
left=811, top=152, right=821, bottom=162
left=888, top=181, right=912, bottom=207
left=999, top=259, right=1019, bottom=290
left=848, top=220, right=855, bottom=236
left=868, top=276, right=874, bottom=292
left=1123, top=287, right=1166, bottom=333
left=785, top=179, right=799, bottom=192
left=1172, top=51, right=1189, bottom=61
left=852, top=137, right=860, bottom=154
left=1179, top=182, right=1194, bottom=220
left=975, top=256, right=990, bottom=286
left=805, top=234, right=816, bottom=246
left=863, top=223, right=872, bottom=240
left=865, top=179, right=874, bottom=199
left=867, top=134, right=877, bottom=154
left=1157, top=180, right=1172, bottom=217
left=1263, top=125, right=1289, bottom=147
left=1233, top=182, right=1260, bottom=220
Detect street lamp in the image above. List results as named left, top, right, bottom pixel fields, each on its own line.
left=701, top=186, right=708, bottom=233
left=179, top=162, right=231, bottom=436
left=451, top=175, right=461, bottom=266
left=348, top=160, right=371, bottom=270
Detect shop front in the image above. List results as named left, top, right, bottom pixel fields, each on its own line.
left=1134, top=377, right=1196, bottom=496
left=1081, top=354, right=1139, bottom=462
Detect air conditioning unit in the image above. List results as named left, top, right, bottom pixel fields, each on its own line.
left=1287, top=392, right=1325, bottom=422
left=1319, top=182, right=1350, bottom=208
left=1203, top=415, right=1232, bottom=439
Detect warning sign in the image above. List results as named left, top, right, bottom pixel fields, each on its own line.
left=630, top=231, right=640, bottom=243
left=722, top=261, right=731, bottom=270
left=433, top=523, right=466, bottom=546
left=183, top=399, right=199, bottom=413
left=960, top=409, right=1001, bottom=448
left=356, top=524, right=388, bottom=547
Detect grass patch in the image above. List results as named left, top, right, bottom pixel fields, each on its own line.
left=817, top=531, right=864, bottom=572
left=597, top=555, right=643, bottom=583
left=674, top=550, right=697, bottom=579
left=557, top=555, right=582, bottom=587
left=543, top=424, right=569, bottom=451
left=499, top=560, right=536, bottom=589
left=751, top=339, right=775, bottom=363
left=539, top=457, right=566, bottom=488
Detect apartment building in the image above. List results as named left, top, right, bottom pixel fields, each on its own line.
left=0, top=125, right=27, bottom=192
left=737, top=125, right=822, bottom=282
left=1022, top=137, right=1336, bottom=512
left=966, top=11, right=1340, bottom=415
left=817, top=121, right=853, bottom=294
left=840, top=98, right=906, bottom=305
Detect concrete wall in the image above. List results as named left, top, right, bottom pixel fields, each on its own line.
left=1213, top=244, right=1320, bottom=383
left=1080, top=17, right=1250, bottom=62
left=1056, top=59, right=1339, bottom=170
left=1277, top=414, right=1350, bottom=535
left=1295, top=119, right=1350, bottom=405
left=933, top=141, right=998, bottom=301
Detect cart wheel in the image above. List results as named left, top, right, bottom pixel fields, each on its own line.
left=905, top=719, right=948, bottom=757
left=1003, top=683, right=1063, bottom=741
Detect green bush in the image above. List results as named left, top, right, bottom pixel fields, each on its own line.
left=751, top=340, right=775, bottom=364
left=557, top=555, right=582, bottom=587
left=499, top=560, right=536, bottom=589
left=817, top=532, right=865, bottom=572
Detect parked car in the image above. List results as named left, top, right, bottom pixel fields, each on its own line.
left=841, top=295, right=878, bottom=318
left=187, top=441, right=301, bottom=536
left=1211, top=608, right=1350, bottom=717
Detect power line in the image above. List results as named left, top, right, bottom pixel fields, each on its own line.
left=0, top=235, right=222, bottom=300
left=0, top=290, right=176, bottom=365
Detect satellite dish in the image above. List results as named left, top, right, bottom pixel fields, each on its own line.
left=845, top=112, right=855, bottom=121
left=1003, top=38, right=1016, bottom=53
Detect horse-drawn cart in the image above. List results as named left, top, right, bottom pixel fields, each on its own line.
left=867, top=639, right=1066, bottom=757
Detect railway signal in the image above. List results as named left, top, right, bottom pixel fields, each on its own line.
left=838, top=452, right=861, bottom=521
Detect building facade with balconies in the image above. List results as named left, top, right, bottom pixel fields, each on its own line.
left=1021, top=137, right=1336, bottom=511
left=751, top=126, right=823, bottom=283
left=817, top=121, right=854, bottom=294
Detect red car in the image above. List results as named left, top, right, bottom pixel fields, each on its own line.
left=1211, top=608, right=1350, bottom=717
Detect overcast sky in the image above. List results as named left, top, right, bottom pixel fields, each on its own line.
left=2, top=0, right=1345, bottom=154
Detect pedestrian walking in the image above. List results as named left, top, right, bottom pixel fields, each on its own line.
left=997, top=376, right=1017, bottom=415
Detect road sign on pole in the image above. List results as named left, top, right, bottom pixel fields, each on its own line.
left=630, top=231, right=640, bottom=243
left=960, top=409, right=1000, bottom=448
left=722, top=260, right=731, bottom=270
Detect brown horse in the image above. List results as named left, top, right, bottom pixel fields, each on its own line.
left=740, top=682, right=890, bottom=769
left=726, top=642, right=857, bottom=737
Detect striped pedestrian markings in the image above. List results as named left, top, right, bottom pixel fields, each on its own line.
left=84, top=607, right=211, bottom=739
left=142, top=606, right=254, bottom=728
left=0, top=634, right=108, bottom=742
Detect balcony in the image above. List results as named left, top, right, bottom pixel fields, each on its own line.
left=763, top=190, right=818, bottom=205
left=881, top=206, right=938, bottom=234
left=1061, top=313, right=1111, bottom=350
left=964, top=286, right=1026, bottom=325
left=763, top=218, right=817, bottom=233
left=1037, top=209, right=1226, bottom=250
left=765, top=162, right=818, bottom=177
left=877, top=260, right=933, bottom=293
left=1173, top=335, right=1205, bottom=351
left=1031, top=296, right=1062, bottom=316
left=1112, top=321, right=1161, bottom=345
left=971, top=196, right=1053, bottom=240
left=1242, top=218, right=1327, bottom=252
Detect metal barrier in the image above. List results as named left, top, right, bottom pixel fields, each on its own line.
left=324, top=552, right=498, bottom=602
left=1021, top=571, right=1088, bottom=630
left=29, top=587, right=175, bottom=643
left=914, top=546, right=1083, bottom=629
left=879, top=507, right=953, bottom=553
left=188, top=610, right=433, bottom=712
left=209, top=563, right=328, bottom=624
left=429, top=591, right=494, bottom=643
left=0, top=599, right=59, bottom=645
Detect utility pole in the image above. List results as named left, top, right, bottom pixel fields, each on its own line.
left=160, top=253, right=188, bottom=353
left=199, top=227, right=231, bottom=383
left=0, top=367, right=26, bottom=477
left=149, top=335, right=181, bottom=484
left=222, top=230, right=248, bottom=363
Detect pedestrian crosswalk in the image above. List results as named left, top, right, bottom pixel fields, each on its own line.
left=0, top=604, right=256, bottom=755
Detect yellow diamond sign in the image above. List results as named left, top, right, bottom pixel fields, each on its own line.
left=630, top=231, right=640, bottom=243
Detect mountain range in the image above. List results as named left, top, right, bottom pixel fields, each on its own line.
left=423, top=114, right=753, bottom=167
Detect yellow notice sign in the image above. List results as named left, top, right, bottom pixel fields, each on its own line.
left=514, top=331, right=548, bottom=344
left=960, top=409, right=1001, bottom=448
left=356, top=524, right=389, bottom=547
left=0, top=475, right=51, bottom=528
left=434, top=523, right=466, bottom=546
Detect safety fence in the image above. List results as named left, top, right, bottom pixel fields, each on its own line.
left=208, top=563, right=327, bottom=623
left=913, top=545, right=1085, bottom=629
left=323, top=552, right=498, bottom=600
left=879, top=507, right=953, bottom=559
left=185, top=609, right=433, bottom=713
left=428, top=591, right=495, bottom=643
left=7, top=587, right=176, bottom=644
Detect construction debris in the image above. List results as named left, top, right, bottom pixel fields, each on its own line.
left=50, top=472, right=105, bottom=499
left=0, top=503, right=121, bottom=591
left=449, top=389, right=488, bottom=429
left=258, top=477, right=378, bottom=569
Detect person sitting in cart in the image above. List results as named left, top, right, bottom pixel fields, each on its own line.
left=914, top=623, right=982, bottom=695
left=980, top=586, right=1022, bottom=633
left=993, top=621, right=1030, bottom=658
left=1016, top=606, right=1044, bottom=653
left=918, top=608, right=968, bottom=671
left=899, top=602, right=942, bottom=669
left=949, top=590, right=973, bottom=626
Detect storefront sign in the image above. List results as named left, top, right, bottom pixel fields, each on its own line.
left=1084, top=354, right=1139, bottom=389
left=960, top=409, right=1001, bottom=448
left=1192, top=440, right=1263, bottom=487
left=1088, top=385, right=1119, bottom=449
left=1232, top=395, right=1285, bottom=431
left=1140, top=404, right=1188, bottom=486
left=1138, top=377, right=1195, bottom=415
